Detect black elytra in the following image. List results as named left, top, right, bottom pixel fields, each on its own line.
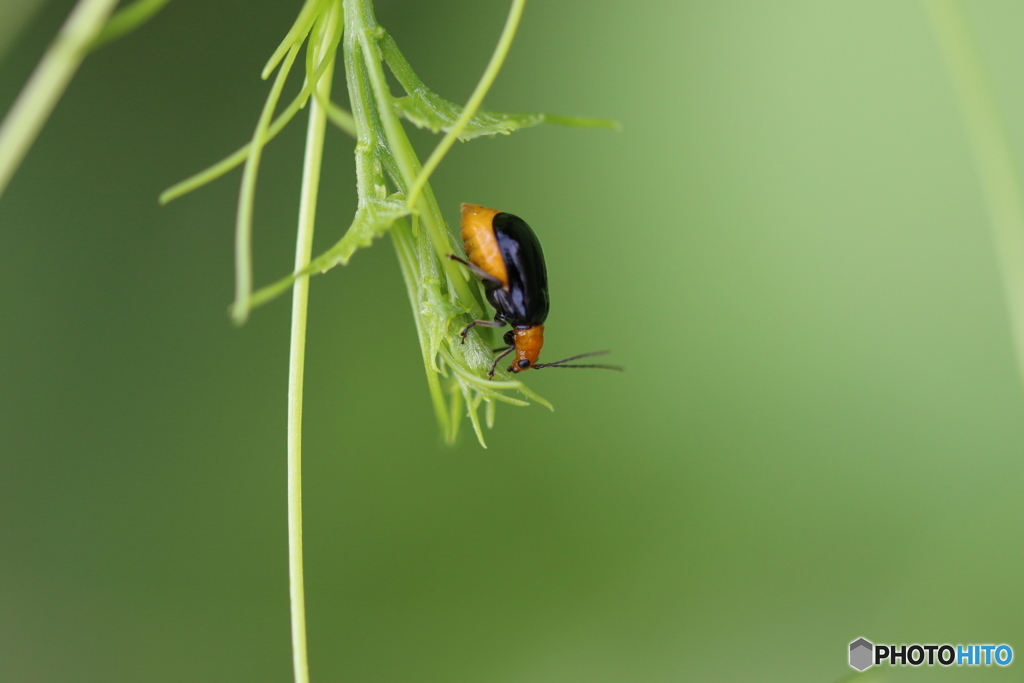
left=484, top=211, right=549, bottom=327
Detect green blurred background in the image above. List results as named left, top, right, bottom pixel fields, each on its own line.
left=3, top=1, right=1024, bottom=681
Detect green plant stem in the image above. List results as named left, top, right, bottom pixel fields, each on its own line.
left=341, top=8, right=383, bottom=203
left=391, top=219, right=451, bottom=434
left=286, top=6, right=338, bottom=683
left=0, top=0, right=120, bottom=201
left=264, top=0, right=322, bottom=80
left=345, top=0, right=478, bottom=312
left=405, top=0, right=525, bottom=209
left=924, top=0, right=1024, bottom=386
left=232, top=44, right=302, bottom=326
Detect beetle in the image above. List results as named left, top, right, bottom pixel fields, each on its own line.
left=450, top=203, right=621, bottom=378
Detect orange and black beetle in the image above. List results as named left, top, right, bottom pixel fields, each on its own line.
left=451, top=203, right=621, bottom=379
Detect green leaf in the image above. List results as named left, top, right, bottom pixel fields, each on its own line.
left=393, top=86, right=619, bottom=141
left=379, top=32, right=619, bottom=141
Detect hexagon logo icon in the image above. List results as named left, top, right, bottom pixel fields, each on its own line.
left=849, top=638, right=874, bottom=671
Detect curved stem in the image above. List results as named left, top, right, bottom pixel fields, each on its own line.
left=405, top=0, right=525, bottom=209
left=287, top=5, right=339, bottom=683
left=0, top=0, right=120, bottom=201
left=232, top=44, right=302, bottom=326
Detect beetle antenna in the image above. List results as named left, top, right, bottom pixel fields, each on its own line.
left=533, top=351, right=623, bottom=371
left=536, top=364, right=624, bottom=370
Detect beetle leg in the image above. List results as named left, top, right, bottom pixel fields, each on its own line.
left=448, top=254, right=504, bottom=287
left=489, top=346, right=515, bottom=379
left=459, top=318, right=506, bottom=344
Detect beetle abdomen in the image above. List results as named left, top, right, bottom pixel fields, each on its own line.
left=460, top=204, right=508, bottom=289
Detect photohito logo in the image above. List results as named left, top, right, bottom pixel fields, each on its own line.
left=849, top=638, right=1013, bottom=671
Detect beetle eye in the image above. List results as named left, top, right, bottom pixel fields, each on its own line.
left=517, top=359, right=531, bottom=369
left=503, top=330, right=515, bottom=345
